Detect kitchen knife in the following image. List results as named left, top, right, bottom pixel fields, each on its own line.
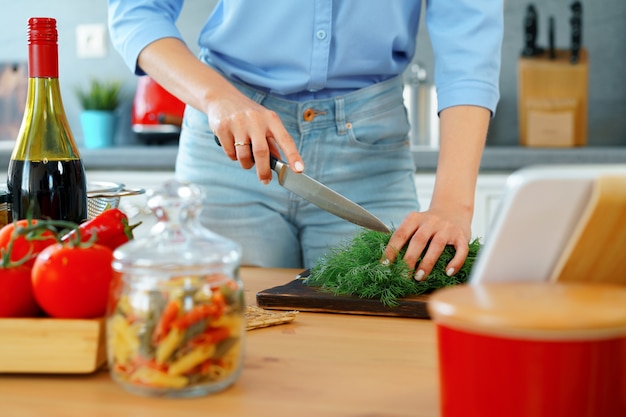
left=569, top=1, right=582, bottom=64
left=270, top=155, right=391, bottom=233
left=521, top=4, right=542, bottom=57
left=214, top=137, right=391, bottom=233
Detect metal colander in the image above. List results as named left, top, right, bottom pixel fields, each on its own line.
left=87, top=181, right=145, bottom=219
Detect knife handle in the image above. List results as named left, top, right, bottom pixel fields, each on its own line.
left=569, top=1, right=582, bottom=64
left=522, top=4, right=540, bottom=57
left=269, top=155, right=279, bottom=170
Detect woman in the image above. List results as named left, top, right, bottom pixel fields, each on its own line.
left=108, top=0, right=503, bottom=279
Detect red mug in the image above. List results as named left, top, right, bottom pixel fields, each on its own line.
left=428, top=282, right=626, bottom=417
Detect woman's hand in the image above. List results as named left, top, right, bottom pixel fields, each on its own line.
left=207, top=90, right=304, bottom=184
left=137, top=37, right=304, bottom=184
left=382, top=104, right=490, bottom=280
left=383, top=207, right=472, bottom=281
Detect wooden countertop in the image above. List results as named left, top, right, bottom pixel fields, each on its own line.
left=0, top=267, right=440, bottom=417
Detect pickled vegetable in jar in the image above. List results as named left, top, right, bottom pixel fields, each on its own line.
left=106, top=180, right=243, bottom=398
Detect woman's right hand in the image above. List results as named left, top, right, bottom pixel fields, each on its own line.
left=207, top=88, right=304, bottom=184
left=137, top=37, right=305, bottom=184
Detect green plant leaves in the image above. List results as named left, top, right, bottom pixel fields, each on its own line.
left=75, top=79, right=122, bottom=111
left=305, top=229, right=481, bottom=307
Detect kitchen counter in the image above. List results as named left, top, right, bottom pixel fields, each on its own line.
left=0, top=267, right=438, bottom=417
left=2, top=143, right=626, bottom=172
left=417, top=146, right=626, bottom=172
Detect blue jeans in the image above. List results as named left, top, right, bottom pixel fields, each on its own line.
left=176, top=75, right=419, bottom=269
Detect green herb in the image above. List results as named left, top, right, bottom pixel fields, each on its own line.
left=304, top=229, right=481, bottom=307
left=75, top=79, right=123, bottom=111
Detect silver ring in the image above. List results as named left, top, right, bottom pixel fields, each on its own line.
left=234, top=141, right=249, bottom=147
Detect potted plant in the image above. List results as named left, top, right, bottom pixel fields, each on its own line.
left=76, top=79, right=122, bottom=149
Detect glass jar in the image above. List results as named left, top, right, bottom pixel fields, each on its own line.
left=106, top=180, right=244, bottom=398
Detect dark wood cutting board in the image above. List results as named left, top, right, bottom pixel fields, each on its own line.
left=256, top=278, right=431, bottom=319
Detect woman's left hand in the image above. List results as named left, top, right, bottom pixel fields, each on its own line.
left=382, top=104, right=491, bottom=281
left=382, top=206, right=472, bottom=281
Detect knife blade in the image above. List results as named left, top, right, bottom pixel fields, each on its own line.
left=213, top=137, right=390, bottom=233
left=270, top=156, right=391, bottom=233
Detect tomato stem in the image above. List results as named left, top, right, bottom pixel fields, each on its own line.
left=0, top=218, right=95, bottom=268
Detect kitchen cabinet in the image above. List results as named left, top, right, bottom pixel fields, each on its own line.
left=414, top=173, right=509, bottom=241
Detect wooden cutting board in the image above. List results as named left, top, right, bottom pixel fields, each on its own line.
left=551, top=175, right=626, bottom=285
left=256, top=275, right=431, bottom=319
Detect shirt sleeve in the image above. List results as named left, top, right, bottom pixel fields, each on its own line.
left=425, top=0, right=503, bottom=116
left=107, top=0, right=186, bottom=75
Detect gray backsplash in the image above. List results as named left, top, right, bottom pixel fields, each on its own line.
left=0, top=0, right=624, bottom=148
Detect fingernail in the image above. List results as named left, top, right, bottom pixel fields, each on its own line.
left=446, top=268, right=455, bottom=277
left=381, top=258, right=390, bottom=266
left=261, top=179, right=270, bottom=185
left=415, top=270, right=425, bottom=281
left=294, top=161, right=304, bottom=172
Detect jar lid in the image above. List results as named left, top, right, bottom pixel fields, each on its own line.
left=428, top=282, right=626, bottom=340
left=113, top=230, right=241, bottom=274
left=113, top=180, right=241, bottom=277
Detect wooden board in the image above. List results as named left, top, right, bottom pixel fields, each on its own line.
left=551, top=175, right=626, bottom=285
left=0, top=318, right=106, bottom=374
left=257, top=278, right=431, bottom=319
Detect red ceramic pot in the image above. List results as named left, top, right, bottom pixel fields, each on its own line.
left=428, top=282, right=626, bottom=417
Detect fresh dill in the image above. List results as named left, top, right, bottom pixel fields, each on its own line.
left=304, top=229, right=481, bottom=307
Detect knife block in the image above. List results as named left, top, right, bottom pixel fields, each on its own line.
left=518, top=48, right=588, bottom=147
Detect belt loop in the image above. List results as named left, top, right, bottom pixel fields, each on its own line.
left=252, top=90, right=267, bottom=104
left=335, top=96, right=346, bottom=135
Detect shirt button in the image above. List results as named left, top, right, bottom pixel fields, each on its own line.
left=316, top=30, right=327, bottom=40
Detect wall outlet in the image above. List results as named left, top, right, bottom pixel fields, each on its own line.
left=76, top=23, right=107, bottom=59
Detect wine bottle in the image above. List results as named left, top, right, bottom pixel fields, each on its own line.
left=7, top=17, right=88, bottom=223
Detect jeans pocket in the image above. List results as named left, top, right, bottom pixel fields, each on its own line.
left=183, top=105, right=211, bottom=133
left=346, top=103, right=410, bottom=151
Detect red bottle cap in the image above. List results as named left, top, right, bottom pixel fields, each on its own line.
left=27, top=17, right=58, bottom=78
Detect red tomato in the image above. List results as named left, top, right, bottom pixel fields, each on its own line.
left=0, top=265, right=40, bottom=317
left=0, top=220, right=57, bottom=267
left=32, top=243, right=114, bottom=319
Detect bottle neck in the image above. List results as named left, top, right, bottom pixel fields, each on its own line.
left=12, top=17, right=81, bottom=163
left=27, top=17, right=59, bottom=78
left=29, top=43, right=58, bottom=78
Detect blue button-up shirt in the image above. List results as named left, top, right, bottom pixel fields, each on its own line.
left=108, top=0, right=502, bottom=113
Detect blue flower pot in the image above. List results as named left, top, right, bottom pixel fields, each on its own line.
left=80, top=110, right=117, bottom=149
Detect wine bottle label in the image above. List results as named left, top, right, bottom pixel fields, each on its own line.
left=28, top=17, right=58, bottom=78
